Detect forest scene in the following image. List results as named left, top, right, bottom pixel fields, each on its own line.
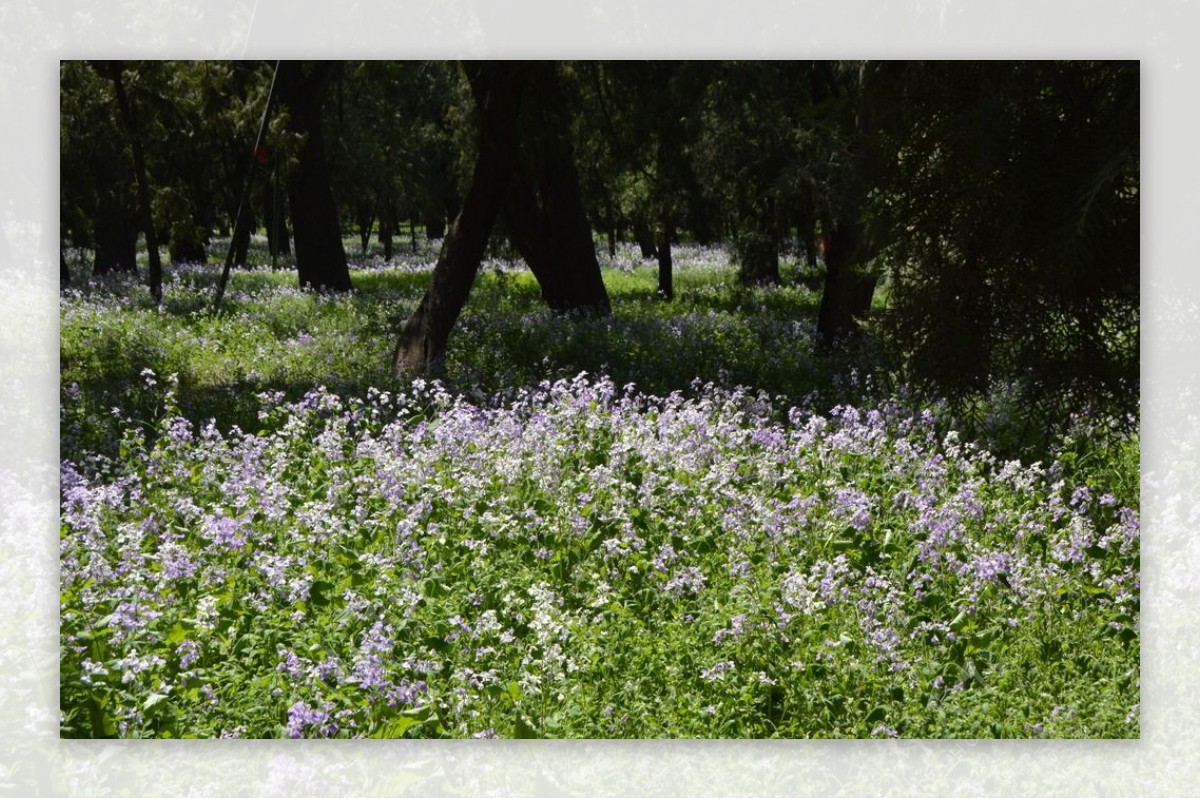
left=58, top=59, right=1139, bottom=739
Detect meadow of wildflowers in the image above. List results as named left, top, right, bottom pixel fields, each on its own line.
left=59, top=242, right=1139, bottom=738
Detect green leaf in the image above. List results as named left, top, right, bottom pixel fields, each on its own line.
left=143, top=692, right=170, bottom=711
left=512, top=715, right=542, bottom=739
left=167, top=622, right=191, bottom=644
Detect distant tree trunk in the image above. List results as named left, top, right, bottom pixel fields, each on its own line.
left=276, top=61, right=352, bottom=292
left=797, top=183, right=818, bottom=270
left=379, top=192, right=396, bottom=261
left=61, top=251, right=71, bottom=285
left=103, top=61, right=163, bottom=303
left=232, top=211, right=253, bottom=265
left=92, top=209, right=138, bottom=275
left=356, top=200, right=374, bottom=254
left=498, top=63, right=611, bottom=316
left=656, top=216, right=674, bottom=300
left=633, top=217, right=657, bottom=259
left=263, top=178, right=290, bottom=259
left=392, top=62, right=528, bottom=377
left=422, top=202, right=447, bottom=240
left=816, top=222, right=878, bottom=347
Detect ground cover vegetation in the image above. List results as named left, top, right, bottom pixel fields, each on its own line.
left=60, top=60, right=1139, bottom=738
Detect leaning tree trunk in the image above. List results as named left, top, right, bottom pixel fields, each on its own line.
left=392, top=62, right=528, bottom=377
left=276, top=61, right=352, bottom=292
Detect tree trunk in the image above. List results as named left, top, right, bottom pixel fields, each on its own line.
left=423, top=202, right=447, bottom=240
left=379, top=192, right=395, bottom=262
left=104, top=62, right=163, bottom=303
left=277, top=61, right=352, bottom=292
left=263, top=176, right=290, bottom=259
left=392, top=62, right=528, bottom=377
left=633, top=217, right=658, bottom=259
left=656, top=216, right=674, bottom=300
left=61, top=251, right=71, bottom=285
left=815, top=62, right=882, bottom=348
left=357, top=200, right=374, bottom=254
left=816, top=222, right=878, bottom=347
left=498, top=63, right=611, bottom=316
left=92, top=207, right=138, bottom=275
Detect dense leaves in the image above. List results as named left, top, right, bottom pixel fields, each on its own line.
left=871, top=61, right=1139, bottom=436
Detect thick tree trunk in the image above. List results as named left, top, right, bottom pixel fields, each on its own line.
left=277, top=61, right=352, bottom=292
left=498, top=63, right=610, bottom=316
left=104, top=62, right=163, bottom=303
left=392, top=62, right=528, bottom=377
left=816, top=222, right=878, bottom=348
left=815, top=62, right=882, bottom=349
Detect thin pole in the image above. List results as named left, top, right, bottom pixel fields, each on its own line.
left=214, top=60, right=282, bottom=312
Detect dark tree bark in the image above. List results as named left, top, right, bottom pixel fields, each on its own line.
left=92, top=209, right=138, bottom=275
left=392, top=62, right=528, bottom=377
left=356, top=199, right=374, bottom=254
left=262, top=178, right=290, bottom=259
left=379, top=191, right=396, bottom=261
left=101, top=61, right=163, bottom=303
left=633, top=217, right=658, bottom=259
left=276, top=61, right=352, bottom=292
left=815, top=62, right=882, bottom=348
left=232, top=209, right=253, bottom=266
left=498, top=62, right=611, bottom=315
left=61, top=250, right=71, bottom=285
left=796, top=183, right=818, bottom=271
left=816, top=222, right=878, bottom=347
left=656, top=216, right=674, bottom=301
left=422, top=202, right=447, bottom=240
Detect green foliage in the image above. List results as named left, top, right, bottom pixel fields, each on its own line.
left=60, top=241, right=1138, bottom=739
left=870, top=61, right=1139, bottom=439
